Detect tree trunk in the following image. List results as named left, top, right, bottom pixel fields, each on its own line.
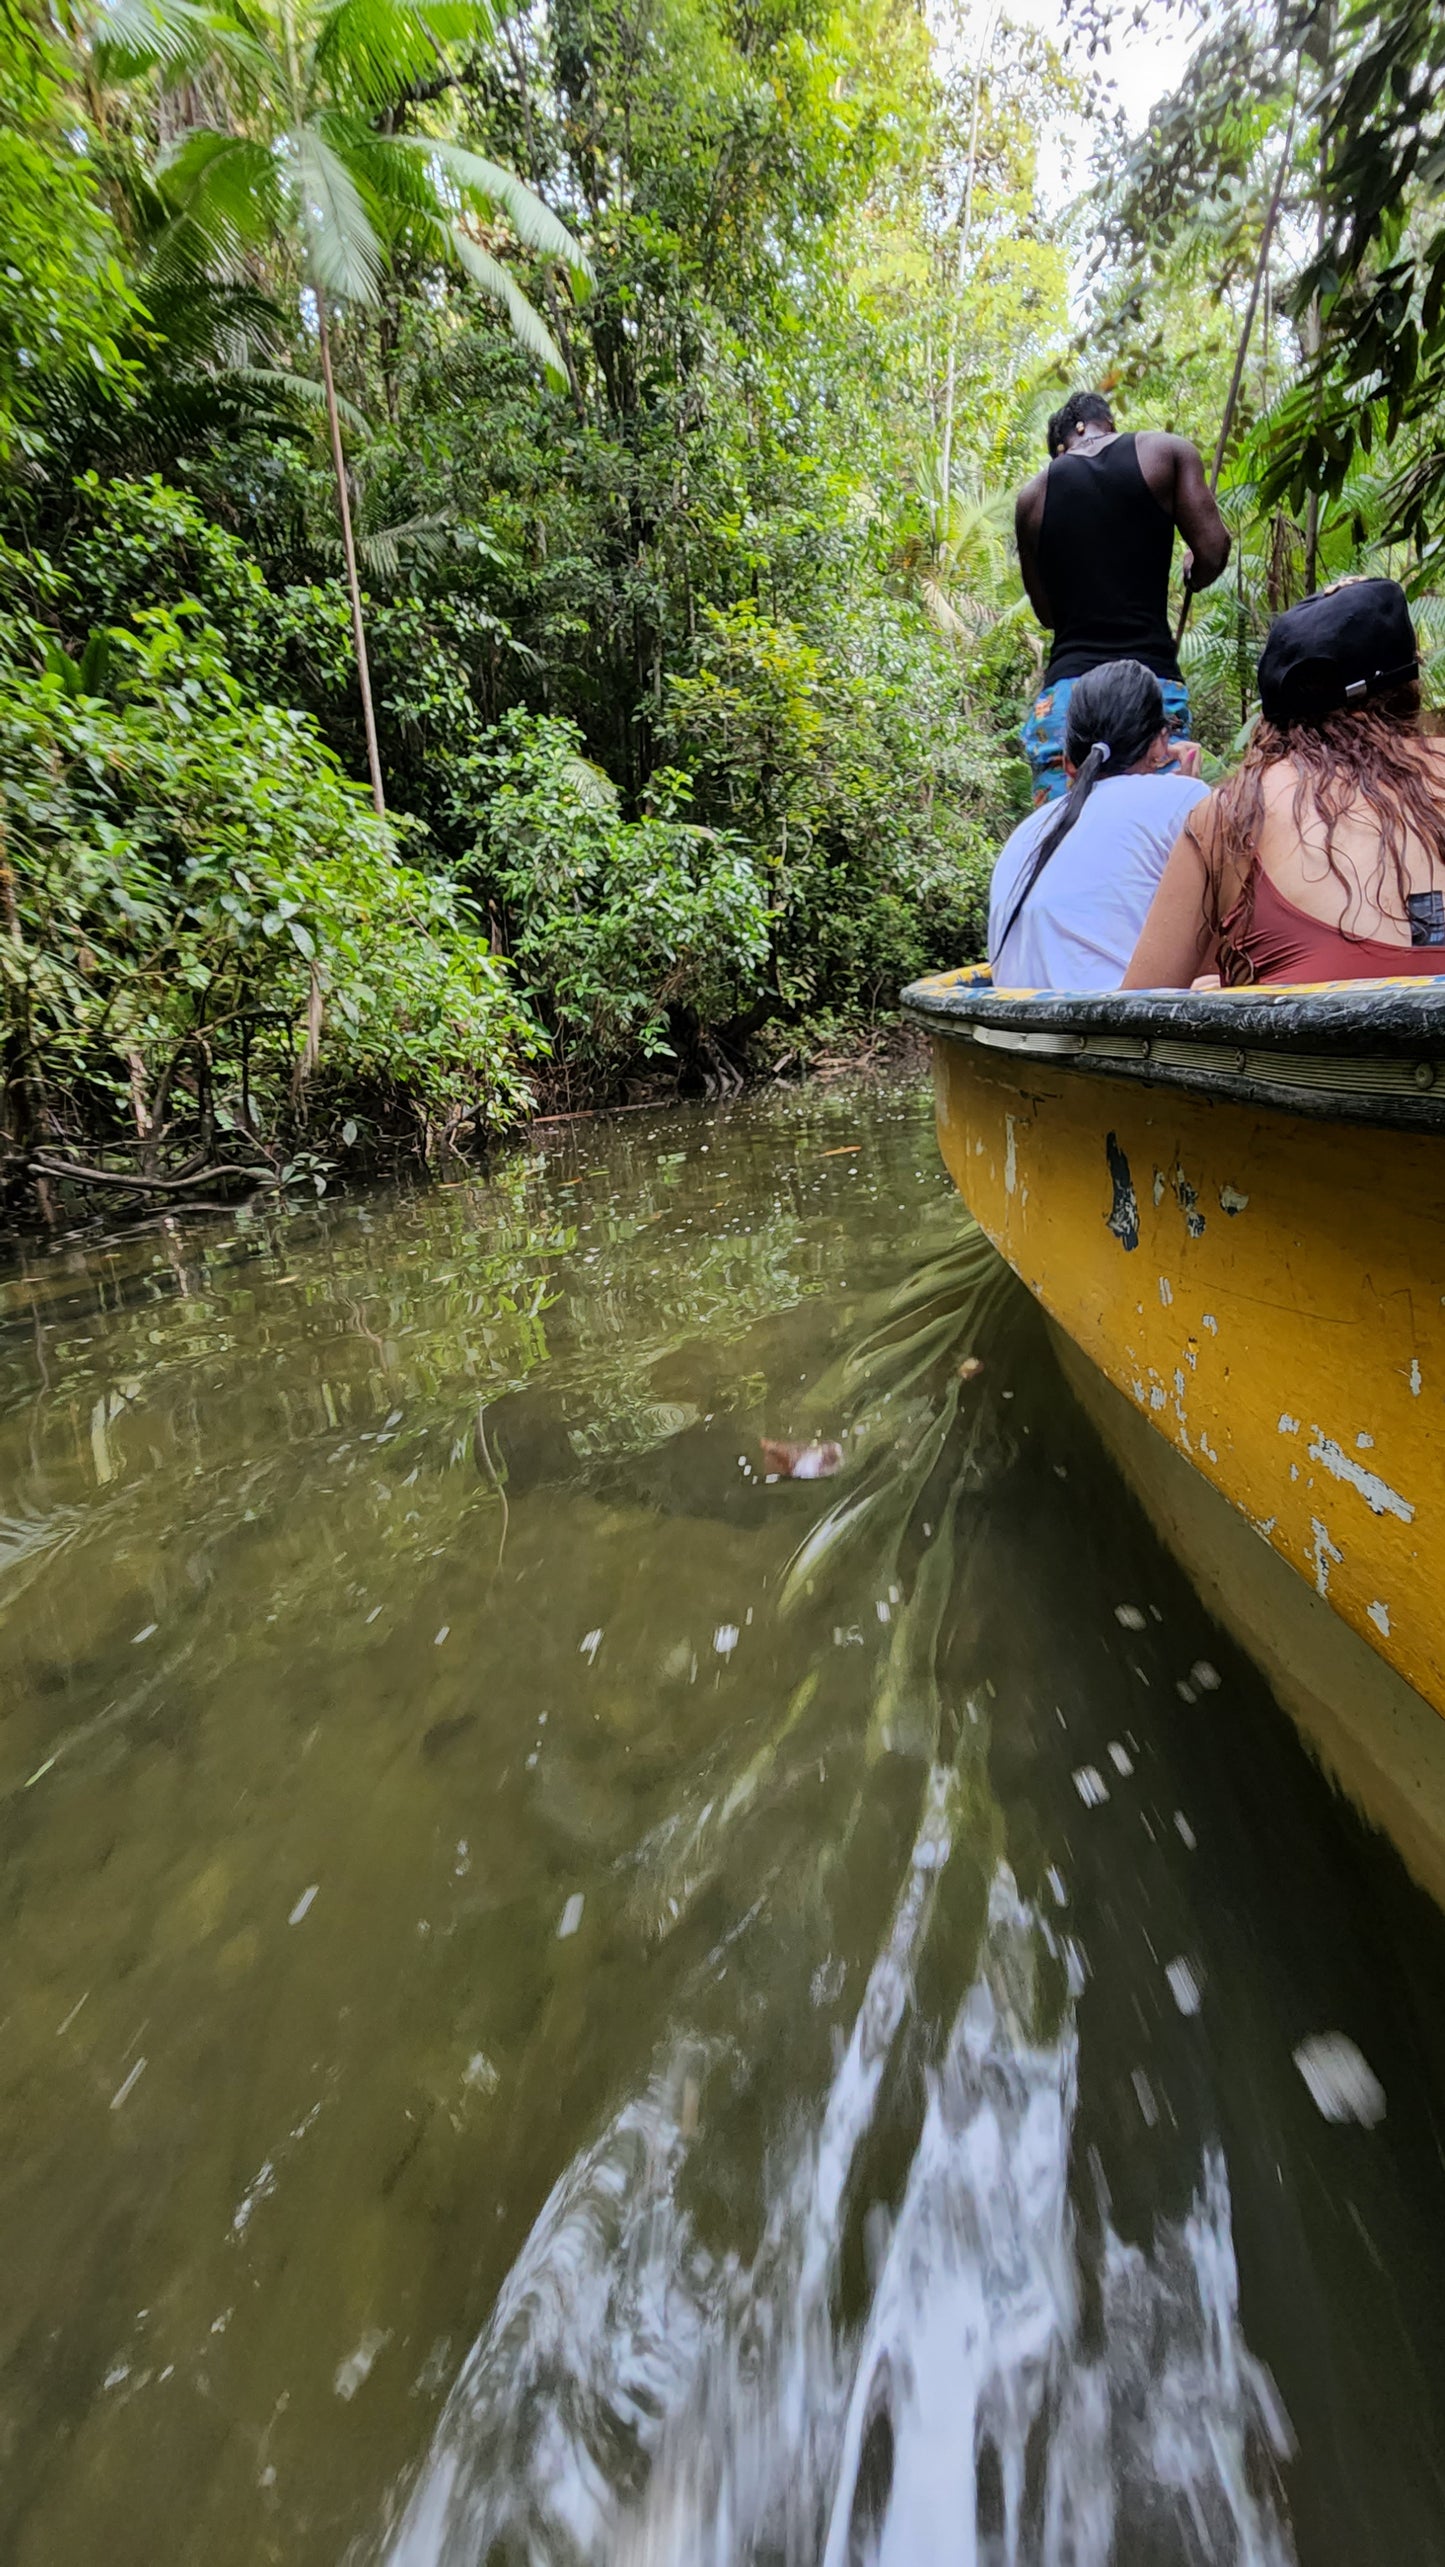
left=937, top=0, right=998, bottom=532
left=504, top=16, right=586, bottom=418
left=1173, top=86, right=1299, bottom=651
left=1303, top=293, right=1322, bottom=594
left=0, top=820, right=45, bottom=1171
left=1303, top=3, right=1336, bottom=597
left=377, top=292, right=401, bottom=427
left=317, top=291, right=386, bottom=818
left=1208, top=91, right=1297, bottom=492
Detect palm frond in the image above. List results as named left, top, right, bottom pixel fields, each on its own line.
left=196, top=1, right=283, bottom=81
left=449, top=230, right=566, bottom=385
left=1409, top=589, right=1445, bottom=647
left=410, top=139, right=591, bottom=287
left=412, top=0, right=495, bottom=42
left=914, top=572, right=971, bottom=639
left=246, top=365, right=370, bottom=434
left=313, top=0, right=471, bottom=106
left=316, top=505, right=455, bottom=580
left=1178, top=619, right=1245, bottom=692
left=87, top=0, right=218, bottom=78
left=36, top=356, right=318, bottom=485
left=132, top=268, right=280, bottom=365
left=155, top=130, right=283, bottom=281
left=561, top=751, right=618, bottom=812
left=293, top=118, right=382, bottom=303
left=890, top=469, right=1016, bottom=644
left=345, top=121, right=451, bottom=237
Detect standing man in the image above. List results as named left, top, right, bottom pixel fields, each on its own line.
left=1014, top=391, right=1231, bottom=803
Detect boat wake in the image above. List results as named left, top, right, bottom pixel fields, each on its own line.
left=381, top=1802, right=1295, bottom=2567
left=376, top=1234, right=1295, bottom=2566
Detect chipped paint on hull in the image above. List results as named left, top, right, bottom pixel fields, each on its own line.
left=1305, top=1430, right=1415, bottom=1523
left=1104, top=1132, right=1140, bottom=1251
left=1173, top=1166, right=1207, bottom=1237
left=930, top=1038, right=1443, bottom=1717
left=1310, top=1518, right=1343, bottom=1598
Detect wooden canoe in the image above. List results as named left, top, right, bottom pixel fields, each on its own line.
left=902, top=964, right=1445, bottom=1900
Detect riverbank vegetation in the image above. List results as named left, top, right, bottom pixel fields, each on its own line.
left=2, top=0, right=1444, bottom=1208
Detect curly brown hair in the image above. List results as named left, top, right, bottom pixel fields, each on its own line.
left=1202, top=684, right=1445, bottom=982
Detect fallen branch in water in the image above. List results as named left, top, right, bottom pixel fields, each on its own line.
left=529, top=1100, right=666, bottom=1126
left=30, top=1155, right=279, bottom=1195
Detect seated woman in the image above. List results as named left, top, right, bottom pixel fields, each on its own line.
left=1125, top=577, right=1445, bottom=988
left=989, top=659, right=1207, bottom=989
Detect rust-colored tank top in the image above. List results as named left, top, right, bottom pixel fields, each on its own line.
left=1220, top=861, right=1445, bottom=984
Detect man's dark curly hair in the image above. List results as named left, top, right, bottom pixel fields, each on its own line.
left=1046, top=390, right=1116, bottom=458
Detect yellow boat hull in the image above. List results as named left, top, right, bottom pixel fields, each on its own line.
left=1051, top=1329, right=1445, bottom=1906
left=930, top=1032, right=1445, bottom=1709
left=902, top=958, right=1445, bottom=1893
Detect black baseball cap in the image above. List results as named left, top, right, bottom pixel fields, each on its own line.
left=1257, top=577, right=1419, bottom=726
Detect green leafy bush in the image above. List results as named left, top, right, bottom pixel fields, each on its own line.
left=64, top=472, right=283, bottom=682
left=0, top=595, right=539, bottom=1180
left=56, top=473, right=531, bottom=856
left=665, top=599, right=1001, bottom=1020
left=468, top=710, right=770, bottom=1088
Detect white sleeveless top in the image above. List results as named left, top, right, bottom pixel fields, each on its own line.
left=989, top=773, right=1209, bottom=990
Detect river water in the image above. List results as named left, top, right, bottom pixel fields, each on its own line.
left=1, top=1077, right=1444, bottom=2567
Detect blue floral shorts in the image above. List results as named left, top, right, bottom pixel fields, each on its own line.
left=1022, top=675, right=1192, bottom=805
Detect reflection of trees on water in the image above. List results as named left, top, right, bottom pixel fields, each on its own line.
left=0, top=1089, right=953, bottom=1776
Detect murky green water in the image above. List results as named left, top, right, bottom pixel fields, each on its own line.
left=2, top=1078, right=1445, bottom=2567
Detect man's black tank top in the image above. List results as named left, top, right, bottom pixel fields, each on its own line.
left=1037, top=433, right=1181, bottom=686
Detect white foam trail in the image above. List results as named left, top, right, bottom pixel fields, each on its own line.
left=819, top=1872, right=1078, bottom=2567
left=383, top=1771, right=961, bottom=2567
left=382, top=2052, right=710, bottom=2565
left=381, top=1842, right=1296, bottom=2567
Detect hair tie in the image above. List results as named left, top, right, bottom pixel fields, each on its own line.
left=1092, top=741, right=1112, bottom=764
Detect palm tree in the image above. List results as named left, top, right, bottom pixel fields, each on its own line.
left=94, top=0, right=590, bottom=814
left=893, top=471, right=1016, bottom=643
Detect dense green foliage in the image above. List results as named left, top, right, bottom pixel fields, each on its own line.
left=0, top=0, right=137, bottom=456
left=474, top=711, right=771, bottom=1091
left=6, top=0, right=1445, bottom=1210
left=0, top=575, right=538, bottom=1172
left=1083, top=0, right=1445, bottom=748
left=1, top=0, right=1057, bottom=1205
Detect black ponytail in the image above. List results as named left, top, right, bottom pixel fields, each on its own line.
left=996, top=659, right=1168, bottom=956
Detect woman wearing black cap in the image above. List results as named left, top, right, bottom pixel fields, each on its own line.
left=1123, top=577, right=1445, bottom=988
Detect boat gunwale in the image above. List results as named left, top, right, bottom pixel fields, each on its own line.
left=901, top=966, right=1445, bottom=1130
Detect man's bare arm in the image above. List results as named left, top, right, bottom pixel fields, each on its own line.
left=1014, top=475, right=1054, bottom=626
left=1170, top=438, right=1230, bottom=590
